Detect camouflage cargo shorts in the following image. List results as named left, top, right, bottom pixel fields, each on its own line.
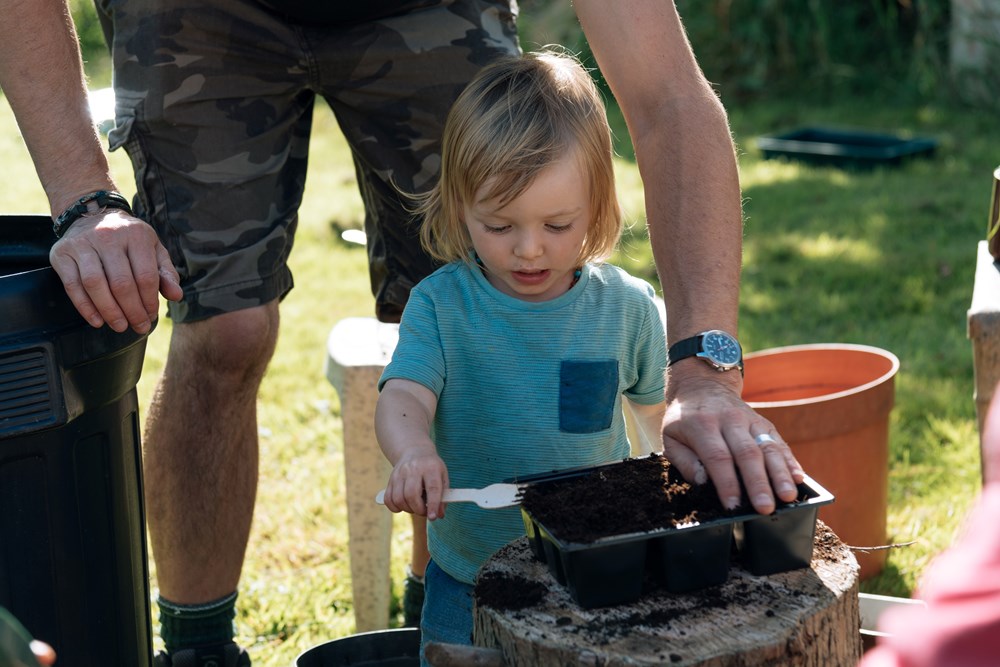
left=97, top=0, right=520, bottom=323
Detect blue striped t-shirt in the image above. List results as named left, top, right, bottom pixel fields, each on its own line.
left=379, top=260, right=667, bottom=584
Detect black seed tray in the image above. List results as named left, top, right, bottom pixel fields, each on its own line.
left=756, top=126, right=936, bottom=169
left=518, top=465, right=834, bottom=609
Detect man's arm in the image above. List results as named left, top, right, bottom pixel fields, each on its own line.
left=0, top=0, right=181, bottom=333
left=574, top=1, right=803, bottom=513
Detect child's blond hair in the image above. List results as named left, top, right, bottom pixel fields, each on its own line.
left=416, top=49, right=623, bottom=265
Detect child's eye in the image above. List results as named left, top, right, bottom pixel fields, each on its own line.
left=484, top=224, right=510, bottom=234
left=547, top=223, right=573, bottom=232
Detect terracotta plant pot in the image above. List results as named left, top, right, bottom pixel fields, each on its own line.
left=742, top=343, right=900, bottom=579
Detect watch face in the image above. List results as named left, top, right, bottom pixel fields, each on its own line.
left=703, top=331, right=742, bottom=366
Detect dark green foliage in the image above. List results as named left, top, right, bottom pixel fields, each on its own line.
left=520, top=1, right=954, bottom=106
left=70, top=0, right=108, bottom=60
left=76, top=1, right=960, bottom=106
left=675, top=0, right=952, bottom=103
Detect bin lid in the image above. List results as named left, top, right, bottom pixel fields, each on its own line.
left=0, top=215, right=81, bottom=334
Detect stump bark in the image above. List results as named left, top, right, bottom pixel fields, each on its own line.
left=471, top=523, right=861, bottom=667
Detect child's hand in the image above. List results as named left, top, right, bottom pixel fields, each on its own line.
left=383, top=450, right=449, bottom=520
left=375, top=378, right=446, bottom=516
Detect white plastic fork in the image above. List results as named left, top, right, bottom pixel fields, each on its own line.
left=375, top=483, right=523, bottom=509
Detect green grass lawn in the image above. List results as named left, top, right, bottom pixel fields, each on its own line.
left=1, top=82, right=995, bottom=664
left=728, top=98, right=991, bottom=600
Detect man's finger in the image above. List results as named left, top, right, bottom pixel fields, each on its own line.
left=156, top=243, right=184, bottom=302
left=48, top=250, right=104, bottom=328
left=126, top=238, right=164, bottom=320
left=723, top=425, right=776, bottom=514
left=660, top=435, right=707, bottom=486
left=86, top=245, right=149, bottom=333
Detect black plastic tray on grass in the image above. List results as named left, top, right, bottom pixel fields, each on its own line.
left=518, top=463, right=834, bottom=609
left=756, top=126, right=936, bottom=169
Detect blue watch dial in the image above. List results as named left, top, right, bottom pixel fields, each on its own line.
left=703, top=331, right=741, bottom=365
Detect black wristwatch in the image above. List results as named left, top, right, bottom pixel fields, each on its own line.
left=668, top=330, right=744, bottom=375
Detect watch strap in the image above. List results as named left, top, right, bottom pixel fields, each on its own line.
left=667, top=335, right=703, bottom=367
left=53, top=190, right=133, bottom=239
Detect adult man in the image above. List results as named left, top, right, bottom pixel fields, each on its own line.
left=1, top=1, right=803, bottom=664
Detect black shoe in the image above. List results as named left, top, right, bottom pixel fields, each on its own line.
left=153, top=642, right=250, bottom=667
left=402, top=567, right=425, bottom=627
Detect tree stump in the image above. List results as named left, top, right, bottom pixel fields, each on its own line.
left=471, top=523, right=861, bottom=667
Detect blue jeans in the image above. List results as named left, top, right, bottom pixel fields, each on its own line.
left=419, top=560, right=474, bottom=666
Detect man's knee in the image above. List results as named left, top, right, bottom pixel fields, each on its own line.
left=168, top=304, right=279, bottom=383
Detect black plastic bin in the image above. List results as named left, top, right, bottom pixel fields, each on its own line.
left=0, top=215, right=152, bottom=666
left=296, top=628, right=420, bottom=666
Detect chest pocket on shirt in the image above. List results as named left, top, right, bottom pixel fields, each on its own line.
left=559, top=360, right=619, bottom=433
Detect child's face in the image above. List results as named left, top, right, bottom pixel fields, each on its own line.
left=462, top=152, right=591, bottom=302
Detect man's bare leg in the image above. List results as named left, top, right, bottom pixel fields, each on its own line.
left=143, top=303, right=279, bottom=651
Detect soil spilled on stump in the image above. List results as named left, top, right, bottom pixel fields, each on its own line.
left=475, top=522, right=848, bottom=618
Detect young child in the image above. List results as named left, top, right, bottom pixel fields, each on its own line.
left=375, top=49, right=667, bottom=654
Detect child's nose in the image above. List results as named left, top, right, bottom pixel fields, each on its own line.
left=514, top=231, right=543, bottom=258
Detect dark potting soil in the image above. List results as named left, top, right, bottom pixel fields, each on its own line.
left=475, top=571, right=549, bottom=612
left=518, top=452, right=805, bottom=543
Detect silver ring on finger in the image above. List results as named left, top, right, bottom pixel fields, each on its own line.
left=754, top=433, right=777, bottom=447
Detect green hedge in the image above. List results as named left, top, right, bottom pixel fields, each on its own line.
left=519, top=0, right=953, bottom=105
left=676, top=0, right=951, bottom=103
left=75, top=1, right=956, bottom=104
left=71, top=0, right=108, bottom=58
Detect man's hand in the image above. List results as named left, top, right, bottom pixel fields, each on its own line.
left=49, top=210, right=183, bottom=334
left=660, top=365, right=804, bottom=515
left=1, top=0, right=181, bottom=337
